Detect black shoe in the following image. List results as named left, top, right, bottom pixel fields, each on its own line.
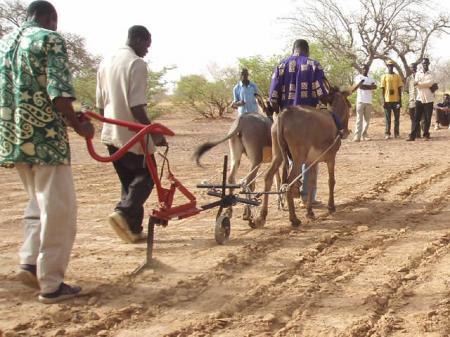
left=406, top=137, right=415, bottom=141
left=39, top=283, right=82, bottom=304
left=18, top=264, right=39, bottom=289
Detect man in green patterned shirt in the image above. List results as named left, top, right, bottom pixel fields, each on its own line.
left=0, top=0, right=94, bottom=303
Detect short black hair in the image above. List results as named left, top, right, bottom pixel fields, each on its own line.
left=26, top=0, right=56, bottom=19
left=422, top=57, right=430, bottom=64
left=241, top=68, right=249, bottom=75
left=128, top=25, right=151, bottom=41
left=292, top=39, right=309, bottom=53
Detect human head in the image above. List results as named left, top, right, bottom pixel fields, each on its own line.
left=409, top=63, right=417, bottom=74
left=240, top=68, right=249, bottom=83
left=422, top=58, right=430, bottom=72
left=444, top=93, right=450, bottom=103
left=362, top=64, right=370, bottom=76
left=292, top=39, right=309, bottom=56
left=127, top=25, right=152, bottom=58
left=386, top=60, right=395, bottom=73
left=26, top=0, right=57, bottom=31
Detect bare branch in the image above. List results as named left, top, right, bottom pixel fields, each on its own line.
left=283, top=0, right=449, bottom=76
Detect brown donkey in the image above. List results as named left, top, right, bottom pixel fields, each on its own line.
left=255, top=88, right=351, bottom=228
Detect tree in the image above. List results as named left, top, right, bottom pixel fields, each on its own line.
left=284, top=0, right=450, bottom=80
left=0, top=0, right=99, bottom=75
left=72, top=69, right=97, bottom=110
left=309, top=42, right=356, bottom=88
left=0, top=0, right=26, bottom=37
left=237, top=55, right=281, bottom=98
left=433, top=59, right=450, bottom=95
left=172, top=73, right=234, bottom=118
left=147, top=66, right=175, bottom=118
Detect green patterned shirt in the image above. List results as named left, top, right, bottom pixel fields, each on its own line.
left=0, top=21, right=75, bottom=166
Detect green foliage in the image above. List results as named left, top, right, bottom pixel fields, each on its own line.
left=73, top=65, right=173, bottom=119
left=172, top=73, right=234, bottom=118
left=237, top=55, right=281, bottom=98
left=147, top=66, right=174, bottom=119
left=370, top=69, right=386, bottom=114
left=309, top=42, right=355, bottom=88
left=73, top=69, right=97, bottom=110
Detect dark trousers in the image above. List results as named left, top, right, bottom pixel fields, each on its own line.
left=409, top=107, right=421, bottom=138
left=384, top=102, right=400, bottom=136
left=107, top=146, right=154, bottom=234
left=410, top=101, right=433, bottom=139
left=436, top=110, right=450, bottom=126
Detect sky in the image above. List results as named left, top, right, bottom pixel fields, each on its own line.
left=49, top=0, right=450, bottom=84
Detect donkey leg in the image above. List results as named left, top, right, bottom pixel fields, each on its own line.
left=228, top=137, right=243, bottom=186
left=255, top=156, right=281, bottom=227
left=326, top=159, right=336, bottom=213
left=226, top=137, right=243, bottom=217
left=242, top=138, right=263, bottom=221
left=286, top=160, right=302, bottom=227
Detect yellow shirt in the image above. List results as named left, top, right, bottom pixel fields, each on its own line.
left=381, top=73, right=403, bottom=102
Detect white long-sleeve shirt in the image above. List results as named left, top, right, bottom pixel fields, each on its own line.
left=415, top=70, right=435, bottom=103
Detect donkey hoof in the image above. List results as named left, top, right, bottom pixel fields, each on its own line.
left=242, top=206, right=250, bottom=221
left=306, top=211, right=315, bottom=219
left=290, top=218, right=301, bottom=228
left=254, top=216, right=266, bottom=228
left=328, top=205, right=336, bottom=213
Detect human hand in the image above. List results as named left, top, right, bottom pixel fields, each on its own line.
left=152, top=134, right=168, bottom=147
left=75, top=121, right=95, bottom=139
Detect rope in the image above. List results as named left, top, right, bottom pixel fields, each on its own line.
left=157, top=146, right=170, bottom=181
left=241, top=163, right=270, bottom=190
left=279, top=135, right=341, bottom=193
left=239, top=163, right=262, bottom=186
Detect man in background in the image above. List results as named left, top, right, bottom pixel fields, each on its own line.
left=404, top=63, right=421, bottom=138
left=381, top=60, right=403, bottom=139
left=231, top=68, right=259, bottom=114
left=407, top=58, right=435, bottom=141
left=352, top=64, right=377, bottom=142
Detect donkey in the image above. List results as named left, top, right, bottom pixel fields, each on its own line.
left=255, top=88, right=351, bottom=228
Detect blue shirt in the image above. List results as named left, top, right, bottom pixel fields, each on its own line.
left=233, top=81, right=259, bottom=114
left=269, top=52, right=327, bottom=108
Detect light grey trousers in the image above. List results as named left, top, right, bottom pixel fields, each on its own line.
left=354, top=102, right=372, bottom=139
left=16, top=164, right=77, bottom=294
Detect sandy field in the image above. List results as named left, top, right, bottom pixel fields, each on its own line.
left=1, top=111, right=450, bottom=337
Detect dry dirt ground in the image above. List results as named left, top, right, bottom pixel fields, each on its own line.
left=1, top=112, right=450, bottom=337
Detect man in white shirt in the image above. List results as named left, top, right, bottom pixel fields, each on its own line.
left=352, top=64, right=377, bottom=142
left=404, top=63, right=421, bottom=138
left=96, top=25, right=166, bottom=243
left=407, top=58, right=435, bottom=141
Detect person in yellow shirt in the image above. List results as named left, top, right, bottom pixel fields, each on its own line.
left=380, top=60, right=404, bottom=139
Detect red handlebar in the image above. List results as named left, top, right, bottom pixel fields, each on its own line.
left=82, top=111, right=174, bottom=163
